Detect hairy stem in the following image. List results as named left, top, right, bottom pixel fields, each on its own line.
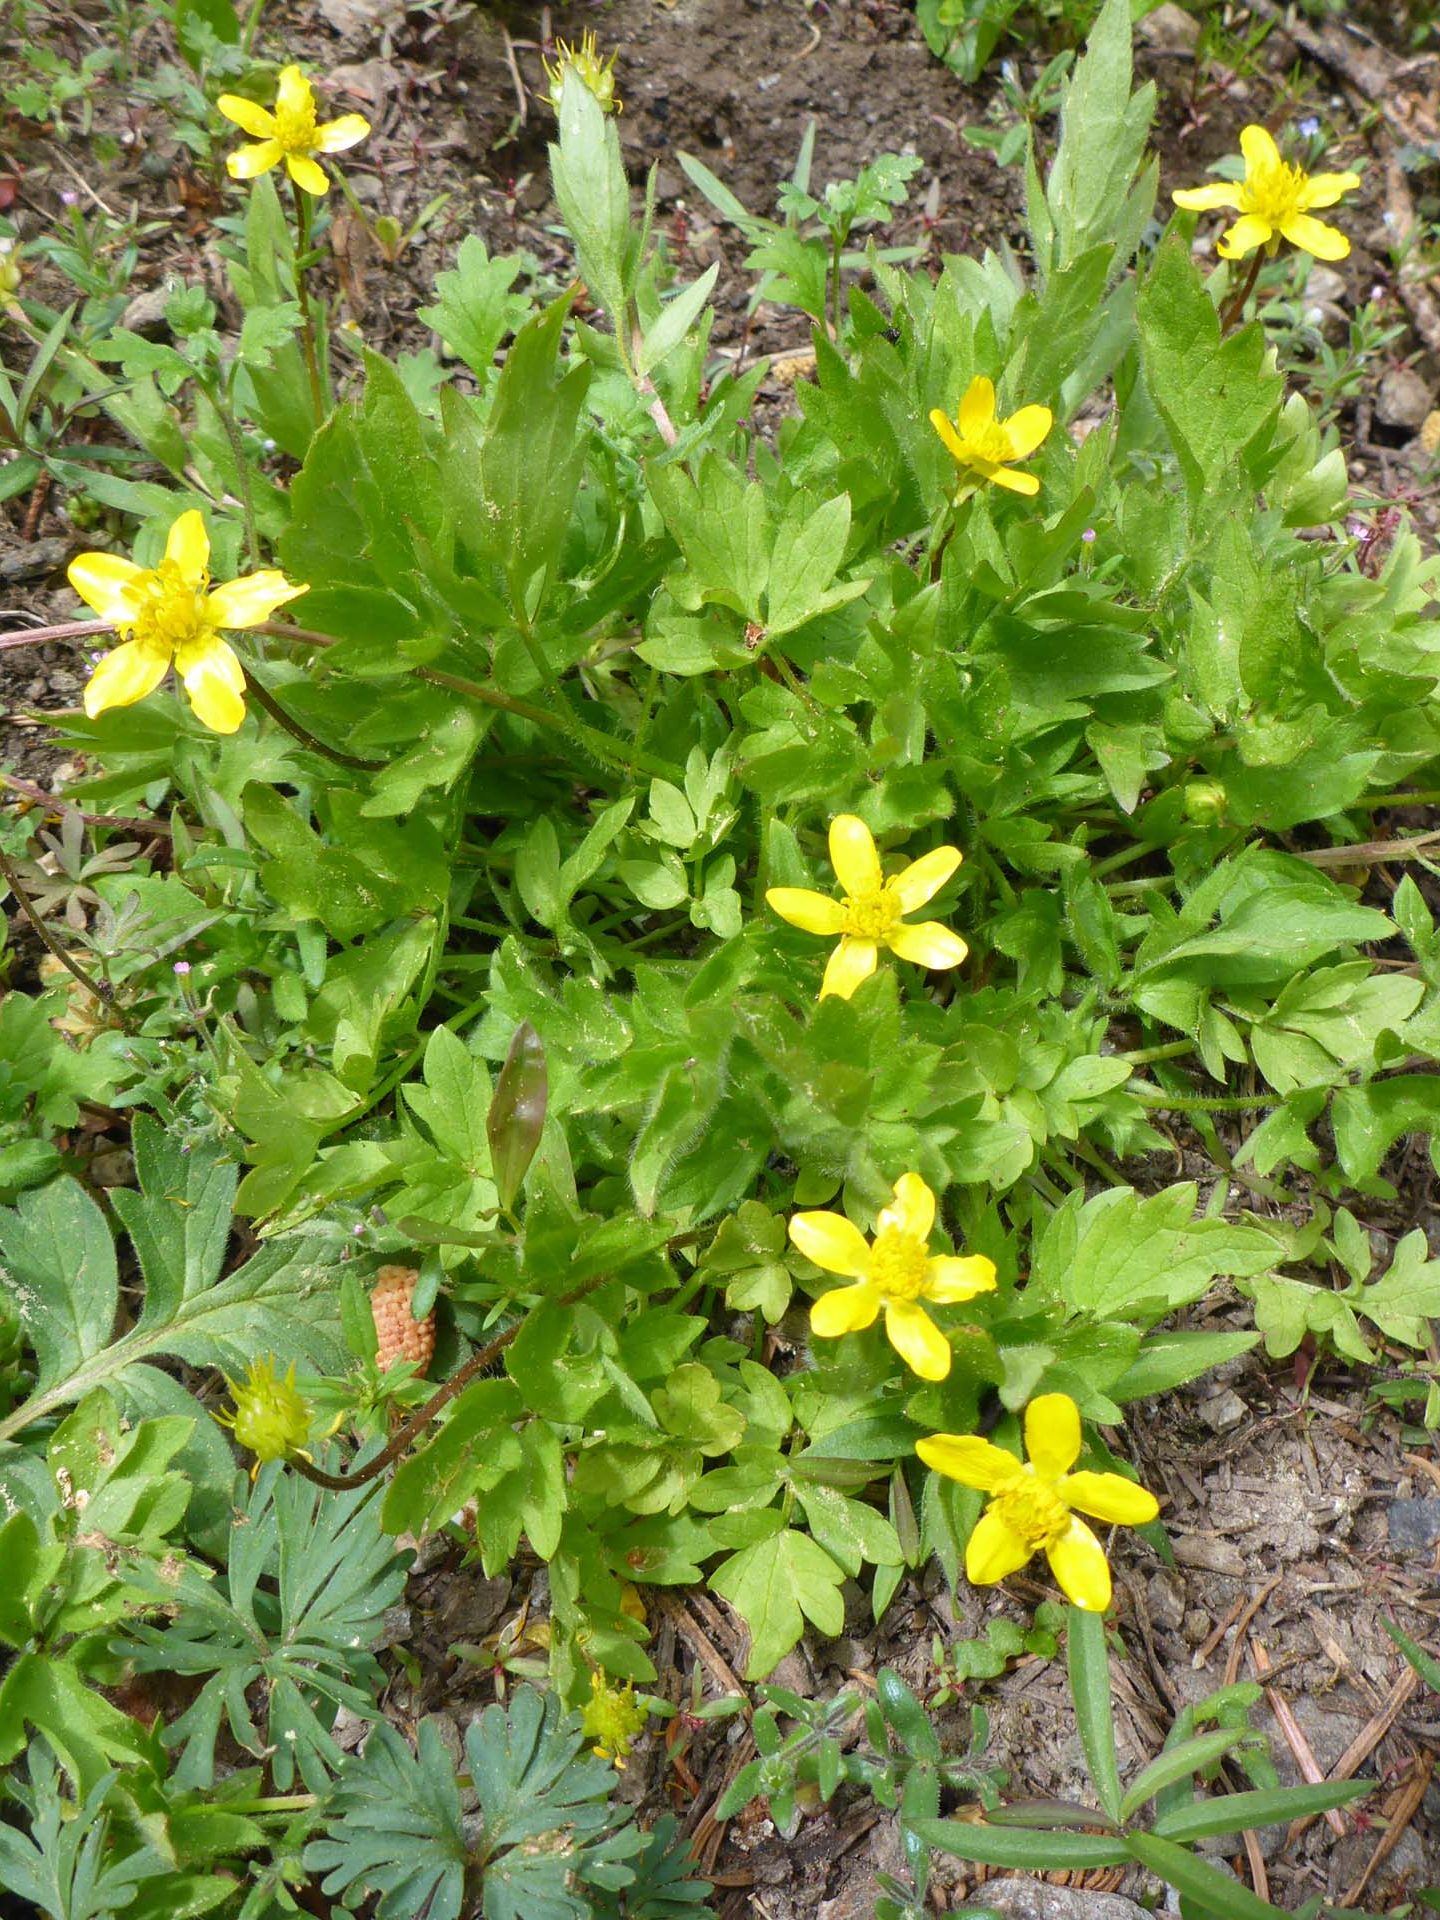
left=0, top=842, right=115, bottom=1008
left=241, top=668, right=384, bottom=771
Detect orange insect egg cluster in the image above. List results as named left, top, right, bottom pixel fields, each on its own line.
left=369, top=1266, right=436, bottom=1374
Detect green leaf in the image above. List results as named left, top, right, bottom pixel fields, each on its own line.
left=1137, top=238, right=1281, bottom=505
left=478, top=293, right=592, bottom=608
left=1030, top=1184, right=1278, bottom=1321
left=710, top=1529, right=847, bottom=1678
left=417, top=235, right=529, bottom=384
left=122, top=1462, right=411, bottom=1792
left=1126, top=1830, right=1288, bottom=1920
left=1332, top=1076, right=1440, bottom=1184
left=0, top=1654, right=149, bottom=1793
left=1067, top=1609, right=1122, bottom=1822
left=305, top=1718, right=468, bottom=1920
left=1151, top=1777, right=1372, bottom=1842
left=1382, top=1617, right=1440, bottom=1691
left=1112, top=1331, right=1259, bottom=1401
left=1119, top=1727, right=1256, bottom=1820
left=0, top=1144, right=347, bottom=1445
left=906, top=1817, right=1129, bottom=1871
left=637, top=262, right=719, bottom=376
left=550, top=72, right=632, bottom=343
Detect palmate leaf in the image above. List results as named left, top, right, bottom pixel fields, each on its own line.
left=0, top=1753, right=168, bottom=1920
left=0, top=1115, right=348, bottom=1445
left=307, top=1687, right=655, bottom=1920
left=118, top=1459, right=411, bottom=1792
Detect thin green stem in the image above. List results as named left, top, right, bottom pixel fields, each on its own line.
left=1130, top=1084, right=1279, bottom=1113
left=1119, top=1039, right=1194, bottom=1065
left=203, top=376, right=260, bottom=569
left=290, top=179, right=326, bottom=424
left=1107, top=874, right=1177, bottom=899
left=1091, top=841, right=1154, bottom=881
left=418, top=665, right=681, bottom=782
left=240, top=0, right=268, bottom=52
left=241, top=669, right=384, bottom=771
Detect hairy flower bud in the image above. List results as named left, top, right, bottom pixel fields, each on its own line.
left=215, top=1356, right=314, bottom=1463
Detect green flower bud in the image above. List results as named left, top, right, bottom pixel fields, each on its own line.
left=1183, top=780, right=1228, bottom=826
left=214, top=1356, right=314, bottom=1464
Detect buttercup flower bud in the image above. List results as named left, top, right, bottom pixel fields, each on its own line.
left=1183, top=780, right=1228, bottom=826
left=215, top=1356, right=315, bottom=1463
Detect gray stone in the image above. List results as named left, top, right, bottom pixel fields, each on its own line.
left=1147, top=1569, right=1186, bottom=1634
left=1377, top=366, right=1432, bottom=432
left=1307, top=266, right=1348, bottom=308
left=1137, top=2, right=1200, bottom=52
left=975, top=1878, right=1148, bottom=1920
left=1197, top=1388, right=1247, bottom=1433
left=1388, top=1496, right=1440, bottom=1550
left=119, top=288, right=170, bottom=337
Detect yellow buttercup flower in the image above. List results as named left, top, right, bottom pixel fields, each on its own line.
left=68, top=509, right=306, bottom=734
left=217, top=65, right=370, bottom=197
left=1172, top=124, right=1359, bottom=262
left=916, top=1392, right=1159, bottom=1612
left=790, top=1172, right=996, bottom=1382
left=930, top=376, right=1052, bottom=498
left=766, top=815, right=967, bottom=1002
left=544, top=30, right=621, bottom=115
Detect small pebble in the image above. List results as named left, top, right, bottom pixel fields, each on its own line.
left=1387, top=1497, right=1440, bottom=1551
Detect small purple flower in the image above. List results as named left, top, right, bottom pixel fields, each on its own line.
left=351, top=1222, right=365, bottom=1236
left=1081, top=528, right=1097, bottom=544
left=59, top=189, right=80, bottom=206
left=1297, top=116, right=1320, bottom=140
left=173, top=959, right=191, bottom=976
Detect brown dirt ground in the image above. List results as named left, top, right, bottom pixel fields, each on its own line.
left=4, top=2, right=1440, bottom=1913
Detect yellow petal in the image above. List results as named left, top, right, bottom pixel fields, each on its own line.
left=890, top=845, right=961, bottom=914
left=878, top=1171, right=934, bottom=1244
left=216, top=94, right=276, bottom=139
left=965, top=1504, right=1034, bottom=1585
left=165, top=509, right=210, bottom=583
left=886, top=920, right=969, bottom=969
left=1062, top=1470, right=1160, bottom=1527
left=811, top=1281, right=881, bottom=1338
left=276, top=64, right=314, bottom=121
left=67, top=551, right=146, bottom=623
left=1239, top=124, right=1281, bottom=175
left=929, top=408, right=966, bottom=463
left=176, top=635, right=246, bottom=734
left=286, top=153, right=330, bottom=196
left=1277, top=213, right=1350, bottom=261
left=765, top=887, right=847, bottom=936
left=1045, top=1516, right=1112, bottom=1612
left=820, top=937, right=877, bottom=1001
left=1002, top=404, right=1052, bottom=461
left=1172, top=182, right=1245, bottom=212
left=788, top=1210, right=872, bottom=1278
left=205, top=571, right=307, bottom=630
left=1024, top=1393, right=1081, bottom=1478
left=987, top=466, right=1042, bottom=497
left=314, top=113, right=371, bottom=154
left=1217, top=213, right=1274, bottom=259
left=958, top=374, right=995, bottom=439
left=1299, top=170, right=1360, bottom=211
left=917, top=1434, right=1021, bottom=1491
left=923, top=1254, right=997, bottom=1304
left=227, top=139, right=283, bottom=180
left=83, top=639, right=169, bottom=717
left=829, top=814, right=881, bottom=899
left=884, top=1301, right=950, bottom=1381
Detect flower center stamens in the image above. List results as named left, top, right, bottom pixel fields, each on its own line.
left=869, top=1225, right=929, bottom=1302
left=961, top=422, right=1015, bottom=468
left=842, top=885, right=902, bottom=940
left=276, top=94, right=318, bottom=154
left=129, top=561, right=211, bottom=657
left=993, top=1469, right=1070, bottom=1549
left=1242, top=158, right=1307, bottom=225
